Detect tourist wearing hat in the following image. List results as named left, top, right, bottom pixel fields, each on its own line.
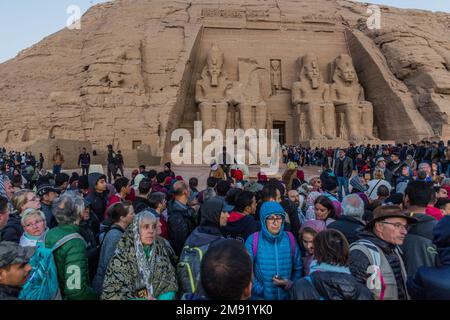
left=387, top=152, right=404, bottom=187
left=68, top=172, right=79, bottom=191
left=0, top=242, right=35, bottom=299
left=371, top=157, right=393, bottom=185
left=349, top=205, right=417, bottom=300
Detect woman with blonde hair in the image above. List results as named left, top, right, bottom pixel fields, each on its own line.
left=366, top=168, right=392, bottom=201
left=1, top=189, right=41, bottom=243
left=19, top=208, right=48, bottom=247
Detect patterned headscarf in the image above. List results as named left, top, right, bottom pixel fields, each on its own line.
left=305, top=191, right=322, bottom=221
left=133, top=211, right=158, bottom=296
left=101, top=211, right=178, bottom=300
left=0, top=174, right=8, bottom=199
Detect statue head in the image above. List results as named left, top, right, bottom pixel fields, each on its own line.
left=206, top=44, right=224, bottom=87
left=299, top=53, right=321, bottom=89
left=271, top=60, right=280, bottom=71
left=333, top=54, right=357, bottom=84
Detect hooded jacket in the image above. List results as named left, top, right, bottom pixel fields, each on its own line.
left=132, top=196, right=151, bottom=214
left=401, top=212, right=439, bottom=278
left=167, top=198, right=197, bottom=257
left=40, top=201, right=58, bottom=229
left=245, top=202, right=303, bottom=300
left=328, top=216, right=365, bottom=245
left=408, top=216, right=450, bottom=299
left=221, top=211, right=259, bottom=243
left=85, top=173, right=108, bottom=224
left=290, top=263, right=373, bottom=300
left=1, top=212, right=23, bottom=243
left=184, top=197, right=224, bottom=248
left=45, top=224, right=97, bottom=300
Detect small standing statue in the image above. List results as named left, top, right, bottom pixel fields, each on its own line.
left=270, top=60, right=282, bottom=93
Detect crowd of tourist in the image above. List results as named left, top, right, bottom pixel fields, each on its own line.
left=1, top=140, right=450, bottom=300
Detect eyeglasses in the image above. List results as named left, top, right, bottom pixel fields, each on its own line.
left=379, top=221, right=410, bottom=231
left=267, top=216, right=283, bottom=224
left=24, top=220, right=44, bottom=228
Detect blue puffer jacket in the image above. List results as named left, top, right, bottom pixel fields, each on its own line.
left=407, top=216, right=450, bottom=300
left=245, top=202, right=302, bottom=300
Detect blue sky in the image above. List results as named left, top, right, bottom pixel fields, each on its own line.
left=0, top=1, right=449, bottom=64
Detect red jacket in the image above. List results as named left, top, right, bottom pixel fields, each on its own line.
left=425, top=205, right=444, bottom=221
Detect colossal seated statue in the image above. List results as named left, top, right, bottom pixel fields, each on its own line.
left=195, top=43, right=232, bottom=134
left=228, top=58, right=268, bottom=133
left=291, top=53, right=335, bottom=140
left=330, top=54, right=375, bottom=141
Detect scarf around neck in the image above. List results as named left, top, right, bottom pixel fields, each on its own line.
left=101, top=211, right=178, bottom=300
left=309, top=260, right=351, bottom=275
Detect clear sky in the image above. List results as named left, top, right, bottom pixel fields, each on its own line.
left=0, top=1, right=449, bottom=64
left=352, top=0, right=450, bottom=12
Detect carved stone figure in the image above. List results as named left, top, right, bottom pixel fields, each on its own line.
left=331, top=54, right=375, bottom=140
left=228, top=58, right=268, bottom=132
left=195, top=44, right=231, bottom=134
left=292, top=53, right=335, bottom=140
left=270, top=60, right=282, bottom=93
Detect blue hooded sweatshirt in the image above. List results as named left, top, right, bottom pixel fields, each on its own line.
left=245, top=201, right=303, bottom=300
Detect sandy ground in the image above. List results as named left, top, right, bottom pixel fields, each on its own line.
left=62, top=164, right=325, bottom=190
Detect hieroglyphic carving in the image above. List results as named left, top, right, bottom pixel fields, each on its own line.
left=331, top=54, right=375, bottom=141
left=201, top=8, right=270, bottom=19
left=301, top=14, right=337, bottom=26
left=201, top=8, right=243, bottom=18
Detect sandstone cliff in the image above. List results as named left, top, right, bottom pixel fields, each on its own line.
left=0, top=0, right=448, bottom=162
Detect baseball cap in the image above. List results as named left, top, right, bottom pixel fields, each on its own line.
left=0, top=242, right=36, bottom=269
left=36, top=184, right=58, bottom=198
